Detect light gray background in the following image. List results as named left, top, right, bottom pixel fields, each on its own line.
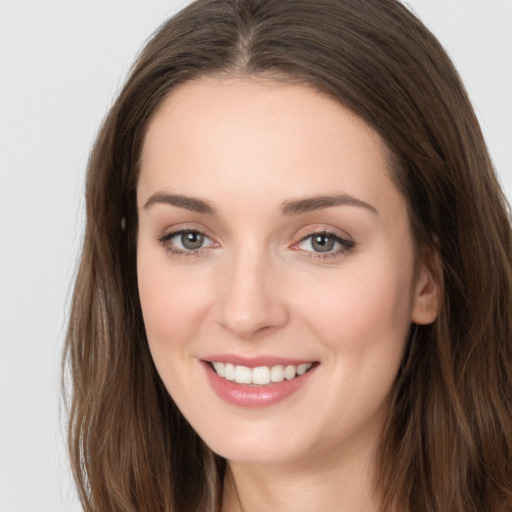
left=1, top=1, right=511, bottom=511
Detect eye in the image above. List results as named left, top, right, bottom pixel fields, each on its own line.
left=176, top=230, right=206, bottom=250
left=296, top=231, right=354, bottom=255
left=159, top=229, right=216, bottom=255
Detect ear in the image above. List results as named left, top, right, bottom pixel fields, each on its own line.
left=411, top=246, right=440, bottom=325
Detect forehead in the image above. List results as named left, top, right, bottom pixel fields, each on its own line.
left=138, top=77, right=400, bottom=215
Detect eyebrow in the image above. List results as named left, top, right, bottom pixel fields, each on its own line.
left=144, top=192, right=216, bottom=214
left=280, top=194, right=378, bottom=215
left=143, top=192, right=377, bottom=216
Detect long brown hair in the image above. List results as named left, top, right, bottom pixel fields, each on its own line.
left=64, top=0, right=512, bottom=510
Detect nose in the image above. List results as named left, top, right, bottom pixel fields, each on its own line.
left=215, top=246, right=289, bottom=339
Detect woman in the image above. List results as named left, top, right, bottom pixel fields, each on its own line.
left=64, top=0, right=512, bottom=510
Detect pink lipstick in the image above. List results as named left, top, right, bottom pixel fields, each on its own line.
left=201, top=356, right=318, bottom=408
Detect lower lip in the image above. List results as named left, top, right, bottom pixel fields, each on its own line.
left=202, top=361, right=317, bottom=408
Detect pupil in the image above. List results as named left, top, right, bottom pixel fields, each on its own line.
left=182, top=231, right=204, bottom=250
left=312, top=234, right=334, bottom=252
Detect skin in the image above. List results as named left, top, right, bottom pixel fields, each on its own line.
left=136, top=76, right=438, bottom=512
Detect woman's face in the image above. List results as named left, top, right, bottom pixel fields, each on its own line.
left=137, top=77, right=436, bottom=467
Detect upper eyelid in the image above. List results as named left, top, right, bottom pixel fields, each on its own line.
left=158, top=224, right=215, bottom=240
left=157, top=225, right=354, bottom=249
left=294, top=225, right=354, bottom=243
left=295, top=232, right=354, bottom=249
left=158, top=229, right=217, bottom=256
left=159, top=228, right=215, bottom=244
left=299, top=231, right=350, bottom=243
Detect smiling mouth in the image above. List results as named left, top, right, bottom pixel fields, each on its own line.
left=208, top=361, right=316, bottom=386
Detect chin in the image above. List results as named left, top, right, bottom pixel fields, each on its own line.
left=195, top=420, right=315, bottom=467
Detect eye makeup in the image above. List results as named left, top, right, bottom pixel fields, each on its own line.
left=157, top=224, right=356, bottom=262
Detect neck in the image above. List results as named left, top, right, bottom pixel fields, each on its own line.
left=221, top=442, right=381, bottom=512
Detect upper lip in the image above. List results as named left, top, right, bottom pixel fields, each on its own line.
left=202, top=354, right=317, bottom=368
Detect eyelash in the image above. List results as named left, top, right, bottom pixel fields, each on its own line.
left=158, top=229, right=355, bottom=260
left=158, top=229, right=217, bottom=257
left=294, top=231, right=355, bottom=259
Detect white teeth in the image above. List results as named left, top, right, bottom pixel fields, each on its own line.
left=252, top=366, right=271, bottom=385
left=224, top=363, right=235, bottom=381
left=234, top=365, right=252, bottom=384
left=212, top=362, right=225, bottom=377
left=297, top=363, right=309, bottom=375
left=270, top=365, right=285, bottom=383
left=284, top=365, right=296, bottom=380
left=211, top=362, right=312, bottom=385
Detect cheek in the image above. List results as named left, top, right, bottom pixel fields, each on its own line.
left=296, top=258, right=415, bottom=426
left=136, top=252, right=216, bottom=416
left=137, top=247, right=211, bottom=357
left=298, top=254, right=415, bottom=359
